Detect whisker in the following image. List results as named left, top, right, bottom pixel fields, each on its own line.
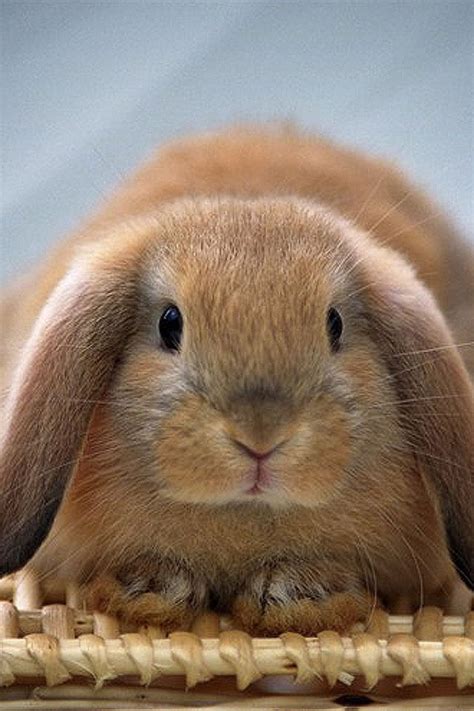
left=351, top=174, right=387, bottom=224
left=380, top=352, right=457, bottom=383
left=365, top=191, right=412, bottom=236
left=392, top=341, right=474, bottom=357
left=353, top=532, right=379, bottom=626
left=381, top=210, right=443, bottom=244
left=340, top=281, right=379, bottom=303
left=391, top=442, right=469, bottom=472
left=364, top=394, right=467, bottom=410
left=371, top=502, right=424, bottom=611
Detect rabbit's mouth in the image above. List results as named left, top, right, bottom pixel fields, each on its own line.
left=243, top=461, right=275, bottom=496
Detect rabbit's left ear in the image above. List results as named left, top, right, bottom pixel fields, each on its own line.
left=365, top=258, right=474, bottom=589
left=0, top=245, right=141, bottom=575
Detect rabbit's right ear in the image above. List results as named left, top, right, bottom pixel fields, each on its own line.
left=361, top=248, right=474, bottom=590
left=0, top=245, right=141, bottom=575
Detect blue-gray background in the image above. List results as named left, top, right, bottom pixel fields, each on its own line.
left=2, top=0, right=473, bottom=282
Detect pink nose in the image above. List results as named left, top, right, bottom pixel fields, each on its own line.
left=233, top=440, right=277, bottom=461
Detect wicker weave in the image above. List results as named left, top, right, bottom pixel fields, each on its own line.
left=0, top=570, right=473, bottom=708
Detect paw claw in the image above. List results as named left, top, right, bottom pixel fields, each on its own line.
left=233, top=592, right=371, bottom=636
left=83, top=565, right=202, bottom=633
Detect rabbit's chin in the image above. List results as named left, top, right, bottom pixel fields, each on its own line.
left=161, top=486, right=342, bottom=511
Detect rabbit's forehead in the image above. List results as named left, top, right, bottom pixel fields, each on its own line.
left=143, top=199, right=353, bottom=309
left=180, top=244, right=336, bottom=310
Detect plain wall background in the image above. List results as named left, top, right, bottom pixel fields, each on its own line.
left=2, top=0, right=473, bottom=282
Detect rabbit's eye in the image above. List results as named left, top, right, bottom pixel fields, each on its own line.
left=327, top=307, right=343, bottom=351
left=159, top=305, right=183, bottom=351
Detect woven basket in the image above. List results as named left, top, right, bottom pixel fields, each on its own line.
left=0, top=570, right=473, bottom=709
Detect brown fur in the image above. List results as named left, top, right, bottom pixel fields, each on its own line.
left=1, top=125, right=473, bottom=635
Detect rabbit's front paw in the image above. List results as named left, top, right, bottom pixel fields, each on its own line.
left=85, top=556, right=207, bottom=632
left=232, top=559, right=371, bottom=636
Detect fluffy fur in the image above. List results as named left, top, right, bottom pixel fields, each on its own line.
left=1, top=125, right=473, bottom=634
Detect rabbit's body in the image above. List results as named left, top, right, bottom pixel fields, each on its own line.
left=1, top=127, right=473, bottom=632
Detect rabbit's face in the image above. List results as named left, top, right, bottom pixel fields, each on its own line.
left=108, top=199, right=401, bottom=508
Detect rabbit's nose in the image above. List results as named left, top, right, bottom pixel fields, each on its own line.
left=231, top=439, right=281, bottom=461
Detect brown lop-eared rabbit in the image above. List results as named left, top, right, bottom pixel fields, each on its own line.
left=1, top=126, right=473, bottom=635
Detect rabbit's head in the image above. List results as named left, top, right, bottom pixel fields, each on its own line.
left=1, top=198, right=472, bottom=587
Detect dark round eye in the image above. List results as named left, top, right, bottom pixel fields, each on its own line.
left=158, top=305, right=183, bottom=351
left=327, top=307, right=343, bottom=351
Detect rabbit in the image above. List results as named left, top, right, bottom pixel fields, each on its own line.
left=1, top=125, right=473, bottom=635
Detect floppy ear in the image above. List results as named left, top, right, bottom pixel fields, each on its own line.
left=0, top=246, right=140, bottom=575
left=365, top=256, right=474, bottom=589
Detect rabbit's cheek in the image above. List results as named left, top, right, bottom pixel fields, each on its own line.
left=153, top=394, right=244, bottom=504
left=276, top=398, right=351, bottom=506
